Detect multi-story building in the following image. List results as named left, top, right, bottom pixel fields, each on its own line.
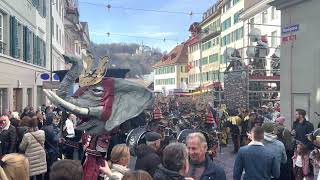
left=187, top=1, right=223, bottom=90
left=241, top=0, right=281, bottom=70
left=220, top=0, right=245, bottom=66
left=64, top=0, right=90, bottom=59
left=153, top=43, right=188, bottom=94
left=51, top=0, right=65, bottom=71
left=0, top=0, right=48, bottom=113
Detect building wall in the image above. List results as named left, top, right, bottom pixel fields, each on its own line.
left=187, top=43, right=201, bottom=89
left=154, top=65, right=179, bottom=93
left=273, top=0, right=320, bottom=128
left=51, top=0, right=65, bottom=71
left=0, top=0, right=48, bottom=113
left=220, top=0, right=245, bottom=62
left=242, top=2, right=281, bottom=70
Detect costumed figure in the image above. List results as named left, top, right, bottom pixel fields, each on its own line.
left=246, top=28, right=270, bottom=77
left=271, top=46, right=280, bottom=90
left=224, top=48, right=243, bottom=72
left=226, top=110, right=242, bottom=153
left=218, top=105, right=229, bottom=146
left=44, top=55, right=153, bottom=180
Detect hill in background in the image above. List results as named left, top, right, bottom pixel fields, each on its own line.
left=90, top=42, right=164, bottom=78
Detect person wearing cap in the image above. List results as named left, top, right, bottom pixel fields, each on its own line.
left=262, top=122, right=287, bottom=180
left=135, top=131, right=162, bottom=177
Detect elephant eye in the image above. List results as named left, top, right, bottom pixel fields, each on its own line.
left=92, top=87, right=104, bottom=96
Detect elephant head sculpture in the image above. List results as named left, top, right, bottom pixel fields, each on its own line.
left=44, top=55, right=154, bottom=135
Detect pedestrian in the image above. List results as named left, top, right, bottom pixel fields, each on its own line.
left=233, top=127, right=280, bottom=180
left=42, top=113, right=61, bottom=180
left=292, top=109, right=314, bottom=150
left=62, top=113, right=77, bottom=159
left=99, top=144, right=130, bottom=180
left=292, top=142, right=311, bottom=180
left=0, top=153, right=29, bottom=180
left=0, top=115, right=17, bottom=156
left=123, top=170, right=153, bottom=180
left=153, top=142, right=192, bottom=180
left=49, top=159, right=83, bottom=180
left=186, top=132, right=226, bottom=180
left=262, top=122, right=287, bottom=180
left=135, top=131, right=162, bottom=177
left=19, top=116, right=47, bottom=180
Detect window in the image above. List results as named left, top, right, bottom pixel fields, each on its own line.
left=233, top=0, right=240, bottom=5
left=271, top=31, right=278, bottom=47
left=234, top=9, right=243, bottom=24
left=209, top=54, right=218, bottom=63
left=271, top=7, right=277, bottom=20
left=262, top=11, right=268, bottom=24
left=201, top=57, right=208, bottom=66
left=225, top=0, right=231, bottom=12
left=222, top=18, right=231, bottom=31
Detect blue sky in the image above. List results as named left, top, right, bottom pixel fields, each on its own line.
left=79, top=0, right=216, bottom=52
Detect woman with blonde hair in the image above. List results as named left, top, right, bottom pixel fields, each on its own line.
left=0, top=153, right=29, bottom=180
left=99, top=144, right=131, bottom=180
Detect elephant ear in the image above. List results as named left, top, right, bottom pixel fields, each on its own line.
left=104, top=78, right=154, bottom=131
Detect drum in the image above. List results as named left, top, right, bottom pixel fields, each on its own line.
left=126, top=127, right=148, bottom=156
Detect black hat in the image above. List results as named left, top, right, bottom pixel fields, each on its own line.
left=145, top=132, right=161, bottom=142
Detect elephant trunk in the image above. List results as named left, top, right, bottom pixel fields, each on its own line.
left=56, top=55, right=84, bottom=99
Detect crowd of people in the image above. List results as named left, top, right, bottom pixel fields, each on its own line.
left=1, top=97, right=320, bottom=180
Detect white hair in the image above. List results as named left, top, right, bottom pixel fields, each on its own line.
left=186, top=132, right=208, bottom=149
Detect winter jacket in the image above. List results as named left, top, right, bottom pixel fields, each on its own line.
left=42, top=124, right=60, bottom=154
left=19, top=130, right=47, bottom=176
left=153, top=165, right=185, bottom=180
left=104, top=164, right=129, bottom=180
left=234, top=142, right=280, bottom=180
left=0, top=119, right=17, bottom=156
left=274, top=124, right=293, bottom=151
left=189, top=155, right=226, bottom=180
left=293, top=119, right=314, bottom=149
left=264, top=133, right=287, bottom=165
left=135, top=144, right=161, bottom=177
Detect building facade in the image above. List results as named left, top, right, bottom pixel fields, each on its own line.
left=241, top=0, right=281, bottom=70
left=153, top=43, right=188, bottom=94
left=270, top=0, right=319, bottom=128
left=51, top=0, right=65, bottom=71
left=0, top=0, right=48, bottom=113
left=220, top=0, right=245, bottom=66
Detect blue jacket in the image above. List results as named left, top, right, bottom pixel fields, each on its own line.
left=264, top=133, right=287, bottom=165
left=189, top=156, right=226, bottom=180
left=233, top=142, right=280, bottom=180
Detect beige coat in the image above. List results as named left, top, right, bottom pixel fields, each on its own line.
left=19, top=130, right=47, bottom=176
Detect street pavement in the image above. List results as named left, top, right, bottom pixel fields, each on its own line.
left=213, top=144, right=237, bottom=180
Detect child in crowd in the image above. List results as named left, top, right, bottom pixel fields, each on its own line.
left=292, top=142, right=310, bottom=180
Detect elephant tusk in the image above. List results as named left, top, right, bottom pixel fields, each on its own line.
left=43, top=89, right=57, bottom=104
left=46, top=90, right=89, bottom=116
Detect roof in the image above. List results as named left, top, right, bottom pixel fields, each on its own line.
left=153, top=43, right=188, bottom=68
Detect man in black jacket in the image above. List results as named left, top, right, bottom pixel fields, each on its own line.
left=0, top=115, right=16, bottom=156
left=292, top=109, right=314, bottom=150
left=154, top=142, right=193, bottom=180
left=186, top=132, right=226, bottom=180
left=135, top=131, right=161, bottom=177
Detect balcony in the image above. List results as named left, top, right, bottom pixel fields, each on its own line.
left=201, top=28, right=221, bottom=42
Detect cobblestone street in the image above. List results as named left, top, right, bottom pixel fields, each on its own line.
left=213, top=144, right=237, bottom=180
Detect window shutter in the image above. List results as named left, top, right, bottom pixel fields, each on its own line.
left=9, top=16, right=13, bottom=57
left=43, top=41, right=46, bottom=67
left=33, top=33, right=36, bottom=64
left=13, top=18, right=18, bottom=58
left=23, top=26, right=27, bottom=62
left=37, top=36, right=40, bottom=65
left=43, top=0, right=46, bottom=17
left=26, top=28, right=30, bottom=62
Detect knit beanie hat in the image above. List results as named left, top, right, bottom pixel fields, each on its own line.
left=262, top=122, right=275, bottom=133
